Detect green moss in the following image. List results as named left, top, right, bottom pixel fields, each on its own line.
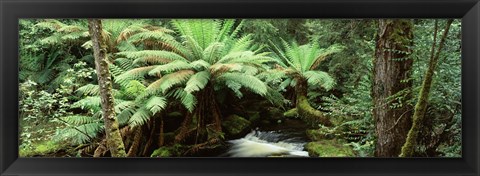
left=151, top=147, right=172, bottom=157
left=221, top=114, right=251, bottom=138
left=19, top=141, right=64, bottom=157
left=297, top=96, right=333, bottom=126
left=305, top=139, right=355, bottom=157
left=151, top=144, right=184, bottom=157
left=306, top=129, right=335, bottom=141
left=284, top=108, right=298, bottom=118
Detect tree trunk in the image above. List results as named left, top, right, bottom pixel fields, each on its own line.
left=175, top=84, right=222, bottom=146
left=400, top=20, right=453, bottom=157
left=295, top=77, right=332, bottom=126
left=88, top=19, right=127, bottom=157
left=373, top=19, right=414, bottom=157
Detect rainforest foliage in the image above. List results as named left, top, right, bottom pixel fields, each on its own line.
left=19, top=19, right=461, bottom=157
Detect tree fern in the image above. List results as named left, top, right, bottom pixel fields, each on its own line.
left=146, top=70, right=194, bottom=95
left=115, top=66, right=156, bottom=86
left=117, top=50, right=188, bottom=63
left=190, top=60, right=211, bottom=70
left=303, top=70, right=336, bottom=91
left=72, top=96, right=102, bottom=111
left=203, top=42, right=225, bottom=64
left=62, top=115, right=100, bottom=126
left=76, top=84, right=101, bottom=96
left=218, top=72, right=268, bottom=96
left=145, top=96, right=167, bottom=115
left=128, top=107, right=153, bottom=127
left=184, top=71, right=211, bottom=93
left=148, top=60, right=193, bottom=76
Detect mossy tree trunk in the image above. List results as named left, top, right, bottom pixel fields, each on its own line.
left=295, top=77, right=332, bottom=126
left=88, top=19, right=127, bottom=157
left=400, top=20, right=453, bottom=157
left=373, top=19, right=414, bottom=157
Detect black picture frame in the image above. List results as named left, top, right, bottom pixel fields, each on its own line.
left=1, top=0, right=479, bottom=176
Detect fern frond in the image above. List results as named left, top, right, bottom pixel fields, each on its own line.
left=210, top=63, right=243, bottom=75
left=128, top=107, right=152, bottom=127
left=265, top=87, right=286, bottom=108
left=257, top=69, right=287, bottom=84
left=35, top=19, right=65, bottom=31
left=303, top=70, right=336, bottom=91
left=128, top=30, right=189, bottom=56
left=115, top=66, right=156, bottom=86
left=224, top=80, right=243, bottom=98
left=168, top=88, right=197, bottom=112
left=145, top=96, right=167, bottom=115
left=309, top=44, right=345, bottom=70
left=132, top=56, right=172, bottom=65
left=115, top=58, right=134, bottom=71
left=184, top=71, right=211, bottom=93
left=190, top=60, right=211, bottom=70
left=62, top=115, right=99, bottom=125
left=117, top=50, right=188, bottom=63
left=217, top=19, right=236, bottom=42
left=184, top=35, right=204, bottom=61
left=56, top=122, right=103, bottom=145
left=58, top=25, right=87, bottom=33
left=228, top=34, right=254, bottom=53
left=115, top=101, right=136, bottom=114
left=124, top=80, right=147, bottom=98
left=76, top=84, right=100, bottom=96
left=203, top=42, right=225, bottom=64
left=146, top=69, right=194, bottom=95
left=148, top=60, right=193, bottom=76
left=279, top=78, right=293, bottom=91
left=218, top=72, right=268, bottom=96
left=117, top=107, right=135, bottom=126
left=72, top=96, right=102, bottom=111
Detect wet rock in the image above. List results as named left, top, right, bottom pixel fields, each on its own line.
left=221, top=114, right=252, bottom=139
left=305, top=139, right=355, bottom=157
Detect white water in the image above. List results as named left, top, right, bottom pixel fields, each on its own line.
left=226, top=130, right=309, bottom=157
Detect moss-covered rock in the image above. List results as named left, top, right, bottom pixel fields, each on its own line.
left=19, top=141, right=67, bottom=157
left=267, top=107, right=284, bottom=120
left=246, top=111, right=261, bottom=124
left=306, top=129, right=335, bottom=141
left=151, top=147, right=172, bottom=157
left=151, top=144, right=184, bottom=157
left=305, top=139, right=355, bottom=157
left=221, top=114, right=251, bottom=139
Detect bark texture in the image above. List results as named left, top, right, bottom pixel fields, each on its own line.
left=88, top=19, right=127, bottom=157
left=400, top=20, right=453, bottom=157
left=373, top=19, right=414, bottom=157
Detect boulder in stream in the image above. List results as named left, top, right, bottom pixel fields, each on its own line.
left=222, top=114, right=252, bottom=139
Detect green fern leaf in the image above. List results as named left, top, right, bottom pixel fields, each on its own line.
left=145, top=96, right=167, bottom=115
left=184, top=71, right=211, bottom=93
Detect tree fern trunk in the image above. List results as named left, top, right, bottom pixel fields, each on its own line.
left=295, top=77, right=332, bottom=126
left=400, top=20, right=453, bottom=157
left=373, top=19, right=413, bottom=157
left=127, top=127, right=142, bottom=157
left=88, top=19, right=127, bottom=157
left=175, top=84, right=222, bottom=147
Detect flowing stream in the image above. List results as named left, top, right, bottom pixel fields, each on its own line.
left=226, top=130, right=308, bottom=157
left=224, top=129, right=310, bottom=157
